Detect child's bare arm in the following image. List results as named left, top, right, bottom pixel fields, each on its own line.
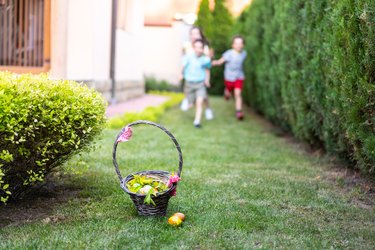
left=212, top=57, right=226, bottom=66
left=205, top=69, right=211, bottom=88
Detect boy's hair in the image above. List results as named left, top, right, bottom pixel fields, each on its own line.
left=232, top=35, right=245, bottom=44
left=193, top=39, right=204, bottom=47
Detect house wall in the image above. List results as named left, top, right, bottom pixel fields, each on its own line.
left=115, top=0, right=144, bottom=97
left=50, top=0, right=68, bottom=78
left=143, top=21, right=190, bottom=85
left=50, top=0, right=144, bottom=102
left=65, top=0, right=100, bottom=80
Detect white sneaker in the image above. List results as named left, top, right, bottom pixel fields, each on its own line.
left=193, top=119, right=201, bottom=128
left=180, top=98, right=189, bottom=111
left=205, top=108, right=214, bottom=120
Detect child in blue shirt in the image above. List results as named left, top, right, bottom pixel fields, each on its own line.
left=180, top=26, right=214, bottom=121
left=182, top=39, right=211, bottom=128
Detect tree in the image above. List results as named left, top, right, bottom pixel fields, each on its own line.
left=195, top=0, right=213, bottom=41
left=210, top=0, right=233, bottom=95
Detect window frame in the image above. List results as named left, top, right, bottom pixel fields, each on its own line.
left=0, top=0, right=51, bottom=73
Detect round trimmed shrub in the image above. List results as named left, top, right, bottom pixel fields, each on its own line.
left=0, top=72, right=107, bottom=202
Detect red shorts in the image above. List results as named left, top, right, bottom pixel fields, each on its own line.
left=224, top=79, right=244, bottom=92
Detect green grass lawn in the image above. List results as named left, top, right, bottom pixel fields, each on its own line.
left=1, top=97, right=374, bottom=249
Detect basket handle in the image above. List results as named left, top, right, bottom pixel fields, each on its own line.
left=112, top=120, right=183, bottom=182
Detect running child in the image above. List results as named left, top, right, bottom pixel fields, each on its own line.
left=212, top=35, right=247, bottom=120
left=180, top=26, right=214, bottom=121
left=182, top=39, right=211, bottom=128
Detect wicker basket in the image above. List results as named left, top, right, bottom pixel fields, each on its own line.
left=112, top=120, right=183, bottom=216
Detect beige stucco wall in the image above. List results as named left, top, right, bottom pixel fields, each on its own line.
left=143, top=21, right=190, bottom=85
left=50, top=0, right=68, bottom=78
left=116, top=0, right=144, bottom=82
left=50, top=0, right=144, bottom=102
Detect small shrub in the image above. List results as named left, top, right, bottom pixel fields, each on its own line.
left=107, top=91, right=184, bottom=129
left=145, top=77, right=181, bottom=93
left=0, top=72, right=107, bottom=202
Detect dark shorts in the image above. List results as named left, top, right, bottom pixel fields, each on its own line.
left=225, top=79, right=244, bottom=92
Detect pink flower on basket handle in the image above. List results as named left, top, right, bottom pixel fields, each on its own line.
left=168, top=173, right=181, bottom=196
left=117, top=126, right=133, bottom=143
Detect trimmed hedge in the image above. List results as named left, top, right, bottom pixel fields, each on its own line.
left=236, top=0, right=375, bottom=176
left=0, top=72, right=106, bottom=202
left=145, top=77, right=181, bottom=93
left=107, top=91, right=184, bottom=129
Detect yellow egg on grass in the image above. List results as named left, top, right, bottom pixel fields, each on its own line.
left=168, top=215, right=182, bottom=226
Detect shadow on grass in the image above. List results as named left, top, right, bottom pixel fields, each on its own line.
left=0, top=175, right=84, bottom=227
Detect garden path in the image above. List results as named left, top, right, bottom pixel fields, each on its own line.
left=105, top=94, right=170, bottom=117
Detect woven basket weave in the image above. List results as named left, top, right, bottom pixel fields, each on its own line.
left=112, top=120, right=183, bottom=216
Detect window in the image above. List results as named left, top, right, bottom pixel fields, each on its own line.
left=0, top=0, right=50, bottom=73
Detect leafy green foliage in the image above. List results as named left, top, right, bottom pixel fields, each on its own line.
left=236, top=0, right=375, bottom=176
left=145, top=77, right=181, bottom=93
left=195, top=0, right=234, bottom=95
left=0, top=72, right=106, bottom=202
left=210, top=0, right=234, bottom=95
left=126, top=174, right=168, bottom=206
left=195, top=0, right=213, bottom=40
left=107, top=91, right=184, bottom=129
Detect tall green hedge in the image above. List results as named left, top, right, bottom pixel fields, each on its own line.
left=236, top=0, right=375, bottom=176
left=195, top=0, right=213, bottom=40
left=195, top=0, right=234, bottom=95
left=0, top=73, right=106, bottom=202
left=210, top=0, right=234, bottom=95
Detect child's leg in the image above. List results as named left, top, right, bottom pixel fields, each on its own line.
left=194, top=83, right=208, bottom=126
left=194, top=97, right=204, bottom=126
left=234, top=79, right=244, bottom=110
left=185, top=83, right=195, bottom=108
left=204, top=97, right=214, bottom=120
left=224, top=88, right=231, bottom=100
left=224, top=80, right=234, bottom=100
left=234, top=88, right=244, bottom=120
left=203, top=97, right=210, bottom=110
left=234, top=79, right=244, bottom=120
left=234, top=88, right=242, bottom=111
left=204, top=97, right=210, bottom=108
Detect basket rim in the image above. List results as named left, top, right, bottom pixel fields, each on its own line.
left=121, top=170, right=176, bottom=197
left=112, top=120, right=183, bottom=183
